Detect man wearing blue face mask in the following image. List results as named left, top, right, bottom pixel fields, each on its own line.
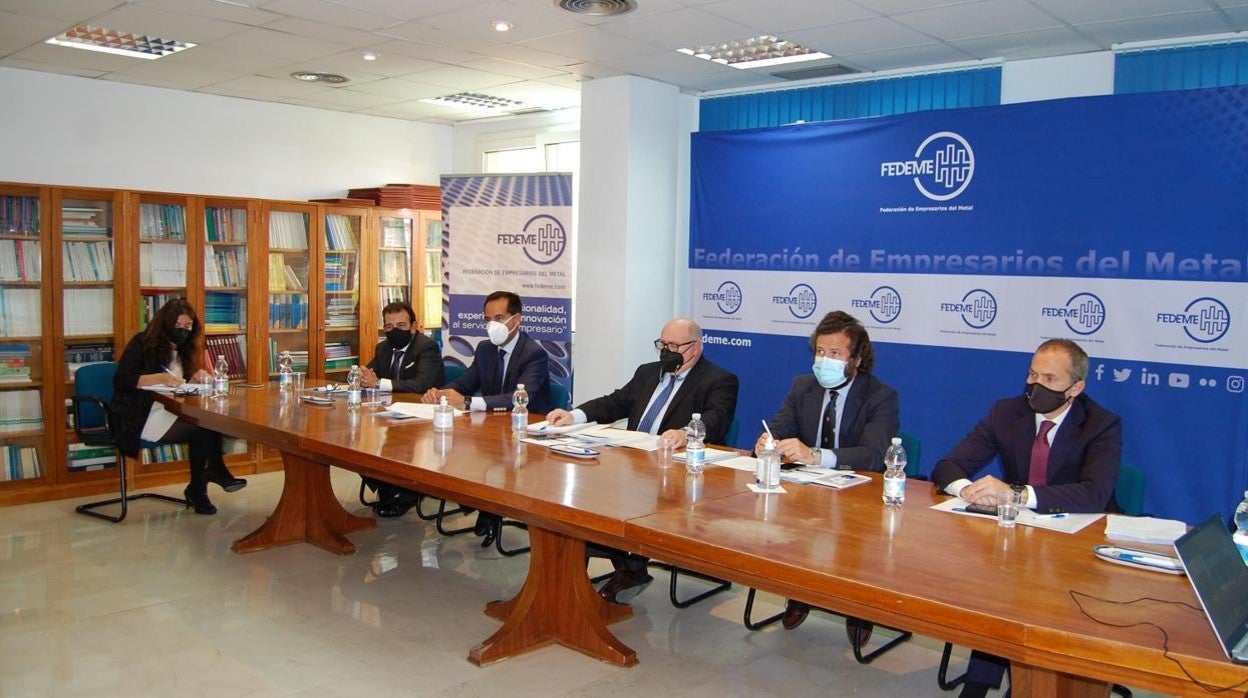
left=755, top=310, right=899, bottom=633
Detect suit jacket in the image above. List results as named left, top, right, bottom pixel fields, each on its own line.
left=577, top=358, right=739, bottom=445
left=449, top=331, right=552, bottom=413
left=931, top=394, right=1122, bottom=514
left=768, top=372, right=900, bottom=471
left=365, top=333, right=444, bottom=394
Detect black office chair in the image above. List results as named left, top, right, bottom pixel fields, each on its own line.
left=71, top=362, right=188, bottom=523
left=936, top=464, right=1145, bottom=697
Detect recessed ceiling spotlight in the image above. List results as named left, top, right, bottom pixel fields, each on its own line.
left=290, top=71, right=349, bottom=84
left=361, top=52, right=377, bottom=61
left=493, top=20, right=513, bottom=32
left=555, top=0, right=636, bottom=16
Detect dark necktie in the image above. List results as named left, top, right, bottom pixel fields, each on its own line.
left=390, top=350, right=403, bottom=380
left=496, top=349, right=507, bottom=394
left=1029, top=420, right=1056, bottom=486
left=638, top=375, right=676, bottom=434
left=820, top=389, right=839, bottom=448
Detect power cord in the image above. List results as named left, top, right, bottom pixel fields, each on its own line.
left=1068, top=589, right=1248, bottom=694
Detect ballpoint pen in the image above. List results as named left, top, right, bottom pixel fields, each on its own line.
left=1036, top=513, right=1067, bottom=519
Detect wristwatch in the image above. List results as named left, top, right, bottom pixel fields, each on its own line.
left=1011, top=483, right=1027, bottom=503
left=808, top=447, right=822, bottom=465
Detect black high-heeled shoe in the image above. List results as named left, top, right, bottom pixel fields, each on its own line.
left=183, top=485, right=217, bottom=515
left=205, top=467, right=247, bottom=493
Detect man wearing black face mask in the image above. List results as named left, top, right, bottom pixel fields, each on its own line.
left=546, top=316, right=739, bottom=604
left=359, top=301, right=446, bottom=518
left=931, top=338, right=1122, bottom=698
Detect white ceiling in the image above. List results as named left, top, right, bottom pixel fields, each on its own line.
left=2, top=0, right=1246, bottom=124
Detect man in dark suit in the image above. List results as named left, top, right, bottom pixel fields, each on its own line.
left=931, top=338, right=1122, bottom=698
left=754, top=310, right=899, bottom=633
left=422, top=291, right=552, bottom=543
left=359, top=300, right=446, bottom=518
left=546, top=316, right=740, bottom=603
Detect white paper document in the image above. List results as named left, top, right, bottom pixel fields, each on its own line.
left=526, top=420, right=597, bottom=435
left=143, top=383, right=209, bottom=394
left=783, top=468, right=872, bottom=490
left=931, top=497, right=1103, bottom=533
left=380, top=402, right=464, bottom=420
left=674, top=447, right=738, bottom=463
left=1103, top=514, right=1187, bottom=545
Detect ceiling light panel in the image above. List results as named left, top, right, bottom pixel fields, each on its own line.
left=678, top=35, right=830, bottom=70
left=45, top=24, right=197, bottom=60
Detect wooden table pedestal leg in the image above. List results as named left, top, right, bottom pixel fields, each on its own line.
left=232, top=453, right=375, bottom=555
left=470, top=527, right=638, bottom=667
left=1010, top=662, right=1110, bottom=698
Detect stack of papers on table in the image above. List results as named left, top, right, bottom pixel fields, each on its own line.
left=526, top=422, right=661, bottom=450
left=673, top=447, right=738, bottom=464
left=376, top=402, right=464, bottom=420
left=1104, top=514, right=1188, bottom=545
left=781, top=467, right=871, bottom=490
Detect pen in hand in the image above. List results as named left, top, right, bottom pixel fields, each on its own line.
left=162, top=365, right=185, bottom=386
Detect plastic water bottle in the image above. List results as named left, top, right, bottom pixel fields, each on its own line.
left=511, top=383, right=529, bottom=434
left=684, top=412, right=707, bottom=474
left=278, top=350, right=293, bottom=388
left=756, top=434, right=780, bottom=488
left=1234, top=490, right=1248, bottom=565
left=433, top=395, right=454, bottom=432
left=345, top=364, right=362, bottom=410
left=212, top=354, right=229, bottom=398
left=882, top=436, right=907, bottom=506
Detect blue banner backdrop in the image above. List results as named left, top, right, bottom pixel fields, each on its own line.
left=689, top=86, right=1248, bottom=525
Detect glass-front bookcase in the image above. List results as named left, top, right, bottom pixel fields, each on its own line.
left=322, top=207, right=363, bottom=377
left=265, top=203, right=313, bottom=380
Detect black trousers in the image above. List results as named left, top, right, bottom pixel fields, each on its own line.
left=587, top=543, right=649, bottom=573
left=157, top=418, right=227, bottom=489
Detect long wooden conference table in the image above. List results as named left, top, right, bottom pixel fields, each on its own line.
left=166, top=386, right=1248, bottom=697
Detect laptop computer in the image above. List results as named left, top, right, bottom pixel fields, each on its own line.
left=1174, top=514, right=1248, bottom=664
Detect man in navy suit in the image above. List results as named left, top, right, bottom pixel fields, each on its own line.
left=359, top=300, right=445, bottom=518
left=931, top=338, right=1122, bottom=698
left=422, top=291, right=551, bottom=543
left=754, top=310, right=899, bottom=633
left=546, top=316, right=740, bottom=603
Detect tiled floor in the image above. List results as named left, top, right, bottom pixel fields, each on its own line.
left=0, top=471, right=1166, bottom=697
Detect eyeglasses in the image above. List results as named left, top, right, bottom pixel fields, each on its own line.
left=654, top=339, right=697, bottom=352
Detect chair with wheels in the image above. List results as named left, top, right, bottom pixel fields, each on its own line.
left=72, top=362, right=188, bottom=523
left=937, top=464, right=1144, bottom=696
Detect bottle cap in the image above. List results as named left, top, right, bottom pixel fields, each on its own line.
left=764, top=434, right=775, bottom=450
left=516, top=383, right=525, bottom=389
left=891, top=436, right=902, bottom=444
left=692, top=412, right=701, bottom=419
left=439, top=396, right=448, bottom=406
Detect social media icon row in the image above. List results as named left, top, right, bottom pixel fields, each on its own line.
left=1094, top=364, right=1245, bottom=393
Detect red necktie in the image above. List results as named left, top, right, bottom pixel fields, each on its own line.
left=1029, top=420, right=1056, bottom=486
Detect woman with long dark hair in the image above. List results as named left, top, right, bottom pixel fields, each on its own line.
left=110, top=298, right=246, bottom=514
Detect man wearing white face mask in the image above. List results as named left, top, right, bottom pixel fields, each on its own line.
left=755, top=310, right=899, bottom=633
left=421, top=290, right=552, bottom=414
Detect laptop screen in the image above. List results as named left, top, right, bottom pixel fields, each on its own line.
left=1174, top=514, right=1248, bottom=660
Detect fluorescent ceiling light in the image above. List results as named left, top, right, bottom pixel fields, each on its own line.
left=45, top=25, right=196, bottom=60
left=421, top=92, right=524, bottom=112
left=678, top=35, right=830, bottom=70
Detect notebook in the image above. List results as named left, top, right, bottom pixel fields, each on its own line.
left=1173, top=514, right=1248, bottom=664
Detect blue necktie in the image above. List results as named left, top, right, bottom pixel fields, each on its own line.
left=496, top=349, right=506, bottom=394
left=638, top=375, right=676, bottom=434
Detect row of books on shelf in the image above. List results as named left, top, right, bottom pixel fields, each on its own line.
left=378, top=250, right=409, bottom=285
left=325, top=296, right=357, bottom=327
left=204, top=246, right=246, bottom=287
left=205, top=207, right=248, bottom=242
left=380, top=218, right=410, bottom=248
left=380, top=285, right=408, bottom=304
left=269, top=293, right=306, bottom=330
left=0, top=390, right=41, bottom=433
left=324, top=214, right=360, bottom=251
left=0, top=289, right=40, bottom=337
left=0, top=445, right=40, bottom=481
left=142, top=443, right=188, bottom=464
left=67, top=443, right=116, bottom=472
left=61, top=206, right=109, bottom=236
left=269, top=211, right=309, bottom=250
left=63, top=289, right=114, bottom=335
left=62, top=240, right=114, bottom=281
left=139, top=292, right=183, bottom=330
left=204, top=292, right=245, bottom=332
left=139, top=242, right=187, bottom=287
left=324, top=341, right=356, bottom=370
left=138, top=203, right=187, bottom=241
left=268, top=253, right=307, bottom=291
left=0, top=343, right=33, bottom=383
left=268, top=341, right=308, bottom=373
left=0, top=195, right=40, bottom=235
left=204, top=334, right=247, bottom=379
left=65, top=343, right=115, bottom=382
left=0, top=239, right=40, bottom=282
left=324, top=257, right=356, bottom=291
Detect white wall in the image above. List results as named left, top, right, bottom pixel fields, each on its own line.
left=449, top=108, right=580, bottom=175
left=1001, top=52, right=1115, bottom=104
left=0, top=67, right=452, bottom=200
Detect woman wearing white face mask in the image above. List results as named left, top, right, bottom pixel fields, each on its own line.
left=753, top=310, right=901, bottom=633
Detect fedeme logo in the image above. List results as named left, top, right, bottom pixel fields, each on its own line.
left=496, top=214, right=567, bottom=265
left=772, top=283, right=818, bottom=319
left=880, top=131, right=975, bottom=201
left=940, top=288, right=996, bottom=329
left=850, top=285, right=902, bottom=324
left=1041, top=292, right=1106, bottom=336
left=701, top=281, right=742, bottom=315
left=1156, top=297, right=1231, bottom=343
